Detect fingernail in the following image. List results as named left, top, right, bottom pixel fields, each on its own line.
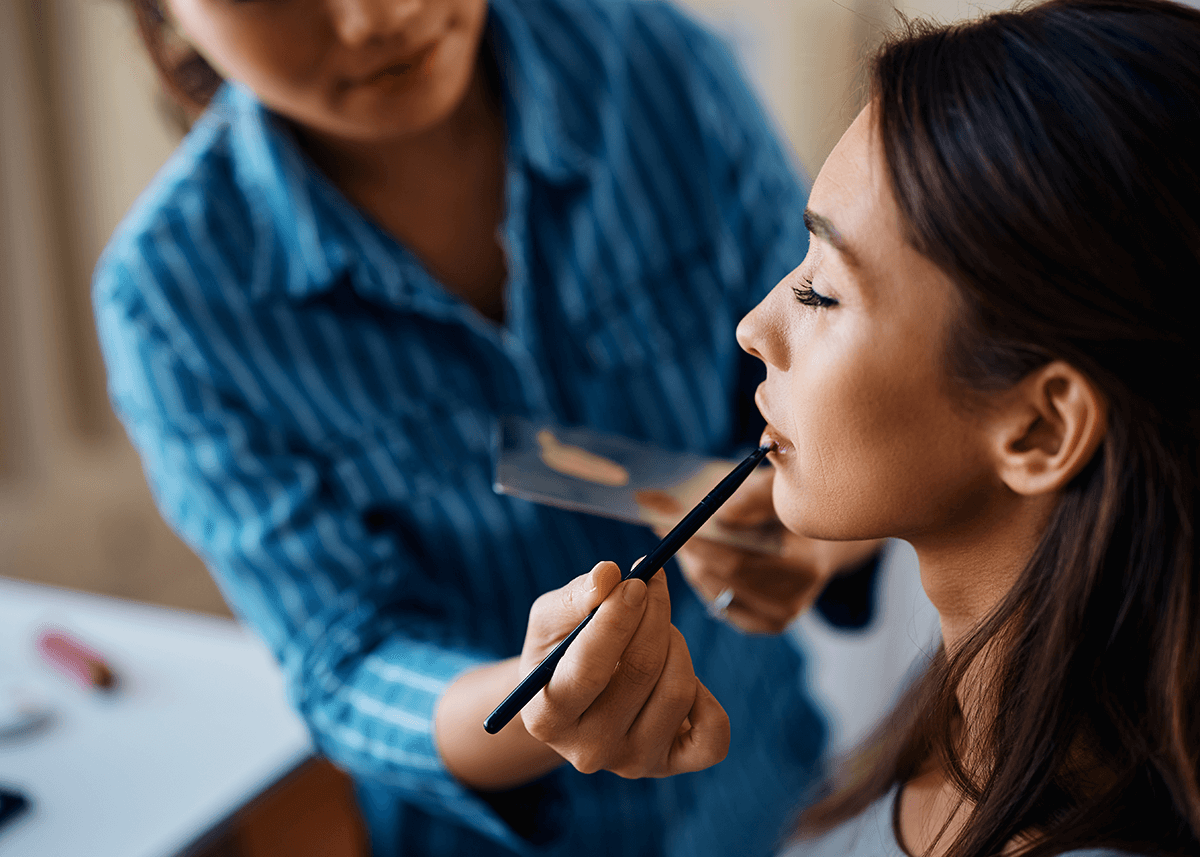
left=586, top=561, right=608, bottom=591
left=623, top=579, right=646, bottom=606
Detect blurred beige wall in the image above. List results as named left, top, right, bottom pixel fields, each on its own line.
left=0, top=0, right=1007, bottom=613
left=0, top=0, right=223, bottom=612
left=687, top=0, right=1013, bottom=175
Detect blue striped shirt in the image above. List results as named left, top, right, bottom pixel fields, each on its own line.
left=94, top=1, right=823, bottom=854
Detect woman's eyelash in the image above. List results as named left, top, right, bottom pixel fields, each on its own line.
left=792, top=278, right=838, bottom=308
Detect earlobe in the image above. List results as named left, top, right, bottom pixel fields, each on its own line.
left=994, top=361, right=1107, bottom=496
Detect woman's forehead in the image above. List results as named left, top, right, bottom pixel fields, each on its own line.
left=807, top=108, right=900, bottom=269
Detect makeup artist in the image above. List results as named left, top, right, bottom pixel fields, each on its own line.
left=95, top=0, right=880, bottom=855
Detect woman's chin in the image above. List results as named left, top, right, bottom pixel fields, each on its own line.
left=770, top=481, right=812, bottom=537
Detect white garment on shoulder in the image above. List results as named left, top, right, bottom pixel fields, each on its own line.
left=779, top=787, right=1147, bottom=857
left=780, top=788, right=903, bottom=857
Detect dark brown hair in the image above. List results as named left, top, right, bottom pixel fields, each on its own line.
left=800, top=1, right=1200, bottom=855
left=127, top=0, right=222, bottom=116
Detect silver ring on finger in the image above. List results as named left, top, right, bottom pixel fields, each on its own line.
left=707, top=587, right=735, bottom=620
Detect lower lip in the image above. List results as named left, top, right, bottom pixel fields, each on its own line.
left=369, top=43, right=438, bottom=83
left=761, top=427, right=792, bottom=456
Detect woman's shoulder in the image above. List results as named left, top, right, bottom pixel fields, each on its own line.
left=94, top=92, right=267, bottom=317
left=508, top=0, right=794, bottom=186
left=781, top=788, right=905, bottom=857
left=100, top=91, right=261, bottom=270
left=516, top=0, right=713, bottom=34
left=783, top=787, right=1157, bottom=857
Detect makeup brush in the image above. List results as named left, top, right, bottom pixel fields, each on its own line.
left=484, top=443, right=775, bottom=734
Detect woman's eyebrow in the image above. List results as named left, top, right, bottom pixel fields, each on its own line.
left=804, top=208, right=858, bottom=266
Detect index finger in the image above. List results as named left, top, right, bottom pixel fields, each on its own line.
left=529, top=576, right=651, bottom=730
left=524, top=561, right=623, bottom=649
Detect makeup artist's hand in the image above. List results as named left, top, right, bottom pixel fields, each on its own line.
left=518, top=561, right=730, bottom=778
left=669, top=466, right=884, bottom=634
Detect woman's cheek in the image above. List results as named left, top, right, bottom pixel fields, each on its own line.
left=770, top=440, right=832, bottom=537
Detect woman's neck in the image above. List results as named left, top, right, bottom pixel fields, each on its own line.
left=913, top=489, right=1054, bottom=652
left=897, top=490, right=1059, bottom=856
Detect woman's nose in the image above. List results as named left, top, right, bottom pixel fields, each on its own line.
left=328, top=0, right=422, bottom=47
left=736, top=287, right=784, bottom=369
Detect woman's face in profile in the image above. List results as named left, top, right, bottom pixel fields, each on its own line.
left=737, top=107, right=1000, bottom=546
left=166, top=0, right=489, bottom=142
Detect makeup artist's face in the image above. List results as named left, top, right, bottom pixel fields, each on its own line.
left=166, top=0, right=489, bottom=142
left=737, top=107, right=997, bottom=544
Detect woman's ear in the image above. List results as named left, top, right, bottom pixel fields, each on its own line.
left=990, top=361, right=1107, bottom=496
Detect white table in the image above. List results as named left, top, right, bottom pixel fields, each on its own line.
left=0, top=577, right=313, bottom=857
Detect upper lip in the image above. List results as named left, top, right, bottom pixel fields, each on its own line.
left=754, top=385, right=791, bottom=447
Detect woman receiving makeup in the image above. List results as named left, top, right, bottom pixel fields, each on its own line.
left=733, top=0, right=1200, bottom=853
left=95, top=0, right=882, bottom=854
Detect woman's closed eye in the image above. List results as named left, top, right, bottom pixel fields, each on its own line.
left=793, top=277, right=838, bottom=308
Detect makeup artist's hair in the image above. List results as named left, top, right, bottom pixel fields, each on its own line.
left=126, top=0, right=222, bottom=116
left=799, top=0, right=1200, bottom=855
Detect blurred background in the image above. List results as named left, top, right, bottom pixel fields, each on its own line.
left=0, top=0, right=1004, bottom=616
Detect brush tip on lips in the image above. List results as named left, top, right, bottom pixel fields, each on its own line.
left=760, top=429, right=790, bottom=455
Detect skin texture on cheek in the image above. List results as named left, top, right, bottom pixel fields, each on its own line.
left=811, top=313, right=992, bottom=540
left=777, top=382, right=955, bottom=540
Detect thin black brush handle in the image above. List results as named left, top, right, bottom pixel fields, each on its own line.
left=483, top=444, right=772, bottom=734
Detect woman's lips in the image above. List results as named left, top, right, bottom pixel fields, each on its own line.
left=356, top=42, right=438, bottom=85
left=760, top=426, right=792, bottom=456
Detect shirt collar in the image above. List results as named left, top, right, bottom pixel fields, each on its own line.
left=216, top=0, right=594, bottom=307
left=487, top=0, right=594, bottom=185
left=217, top=82, right=360, bottom=303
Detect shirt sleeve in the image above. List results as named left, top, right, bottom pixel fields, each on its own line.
left=93, top=257, right=565, bottom=852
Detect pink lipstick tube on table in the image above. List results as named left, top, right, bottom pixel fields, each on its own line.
left=35, top=629, right=118, bottom=691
